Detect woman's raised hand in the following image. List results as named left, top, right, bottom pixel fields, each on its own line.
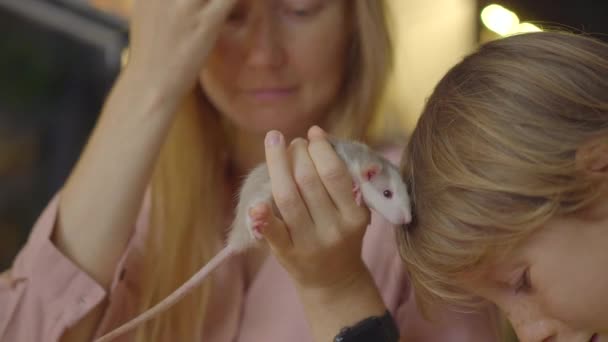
left=127, top=0, right=238, bottom=103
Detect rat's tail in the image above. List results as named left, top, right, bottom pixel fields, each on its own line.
left=95, top=246, right=235, bottom=342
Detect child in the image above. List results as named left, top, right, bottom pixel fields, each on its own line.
left=400, top=31, right=608, bottom=342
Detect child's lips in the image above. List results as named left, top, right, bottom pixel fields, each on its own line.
left=590, top=333, right=599, bottom=342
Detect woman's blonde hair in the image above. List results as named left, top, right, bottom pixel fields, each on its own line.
left=133, top=1, right=394, bottom=340
left=399, top=32, right=608, bottom=311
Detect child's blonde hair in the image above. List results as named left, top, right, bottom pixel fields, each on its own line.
left=399, top=32, right=608, bottom=311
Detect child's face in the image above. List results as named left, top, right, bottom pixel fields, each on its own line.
left=461, top=191, right=608, bottom=341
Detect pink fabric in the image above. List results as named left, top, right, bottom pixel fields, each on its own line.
left=0, top=147, right=499, bottom=342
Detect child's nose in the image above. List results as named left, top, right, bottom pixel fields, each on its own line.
left=506, top=303, right=558, bottom=342
left=513, top=319, right=595, bottom=342
left=511, top=318, right=557, bottom=342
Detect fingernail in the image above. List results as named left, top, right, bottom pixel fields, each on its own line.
left=265, top=131, right=282, bottom=147
left=290, top=137, right=308, bottom=146
left=308, top=125, right=326, bottom=139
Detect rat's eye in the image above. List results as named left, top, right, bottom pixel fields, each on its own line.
left=383, top=190, right=393, bottom=199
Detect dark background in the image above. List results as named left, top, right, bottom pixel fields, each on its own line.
left=479, top=0, right=608, bottom=40
left=0, top=0, right=126, bottom=269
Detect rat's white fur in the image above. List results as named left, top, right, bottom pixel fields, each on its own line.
left=228, top=138, right=411, bottom=250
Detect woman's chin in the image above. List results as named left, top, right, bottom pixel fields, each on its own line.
left=228, top=111, right=317, bottom=137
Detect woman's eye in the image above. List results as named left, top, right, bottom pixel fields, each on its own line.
left=288, top=8, right=315, bottom=17
left=282, top=2, right=323, bottom=18
left=227, top=6, right=247, bottom=23
left=228, top=13, right=245, bottom=23
left=514, top=268, right=531, bottom=294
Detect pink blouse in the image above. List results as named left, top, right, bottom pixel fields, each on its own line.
left=0, top=149, right=498, bottom=342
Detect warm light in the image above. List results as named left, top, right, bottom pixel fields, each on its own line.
left=121, top=47, right=130, bottom=68
left=481, top=4, right=519, bottom=36
left=516, top=22, right=542, bottom=33
left=481, top=4, right=542, bottom=37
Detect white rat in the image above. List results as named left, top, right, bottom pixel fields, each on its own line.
left=95, top=138, right=411, bottom=342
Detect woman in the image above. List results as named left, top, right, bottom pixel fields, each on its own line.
left=0, top=0, right=498, bottom=341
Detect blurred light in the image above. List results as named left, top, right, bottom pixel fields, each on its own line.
left=481, top=4, right=542, bottom=37
left=121, top=47, right=130, bottom=68
left=481, top=4, right=519, bottom=36
left=516, top=22, right=542, bottom=33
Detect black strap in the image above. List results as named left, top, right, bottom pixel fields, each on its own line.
left=334, top=310, right=399, bottom=342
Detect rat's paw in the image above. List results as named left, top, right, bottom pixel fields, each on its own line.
left=247, top=201, right=272, bottom=240
left=352, top=183, right=362, bottom=206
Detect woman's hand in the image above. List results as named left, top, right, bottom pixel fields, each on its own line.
left=251, top=126, right=388, bottom=341
left=257, top=126, right=371, bottom=289
left=127, top=0, right=237, bottom=103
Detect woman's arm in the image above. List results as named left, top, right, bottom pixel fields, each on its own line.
left=48, top=1, right=237, bottom=341
left=296, top=270, right=389, bottom=341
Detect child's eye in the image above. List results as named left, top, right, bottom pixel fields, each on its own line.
left=383, top=190, right=393, bottom=199
left=514, top=268, right=531, bottom=294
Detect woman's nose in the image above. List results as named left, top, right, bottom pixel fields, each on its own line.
left=244, top=16, right=286, bottom=69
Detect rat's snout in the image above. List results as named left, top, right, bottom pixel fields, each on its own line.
left=387, top=208, right=412, bottom=226
left=393, top=209, right=411, bottom=226
left=403, top=208, right=412, bottom=224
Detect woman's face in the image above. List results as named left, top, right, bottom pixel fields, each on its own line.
left=461, top=190, right=608, bottom=342
left=200, top=0, right=351, bottom=138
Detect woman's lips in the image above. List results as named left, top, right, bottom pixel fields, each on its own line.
left=246, top=87, right=297, bottom=101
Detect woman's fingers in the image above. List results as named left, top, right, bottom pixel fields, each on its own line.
left=127, top=0, right=239, bottom=103
left=288, top=139, right=337, bottom=230
left=264, top=131, right=316, bottom=248
left=248, top=202, right=292, bottom=253
left=198, top=0, right=239, bottom=26
left=307, top=126, right=369, bottom=230
left=262, top=128, right=373, bottom=290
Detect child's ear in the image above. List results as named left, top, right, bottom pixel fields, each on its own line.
left=576, top=137, right=608, bottom=177
left=361, top=163, right=382, bottom=181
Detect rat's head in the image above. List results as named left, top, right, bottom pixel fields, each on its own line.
left=359, top=162, right=411, bottom=225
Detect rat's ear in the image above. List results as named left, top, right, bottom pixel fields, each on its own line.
left=361, top=163, right=382, bottom=181
left=576, top=136, right=608, bottom=177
